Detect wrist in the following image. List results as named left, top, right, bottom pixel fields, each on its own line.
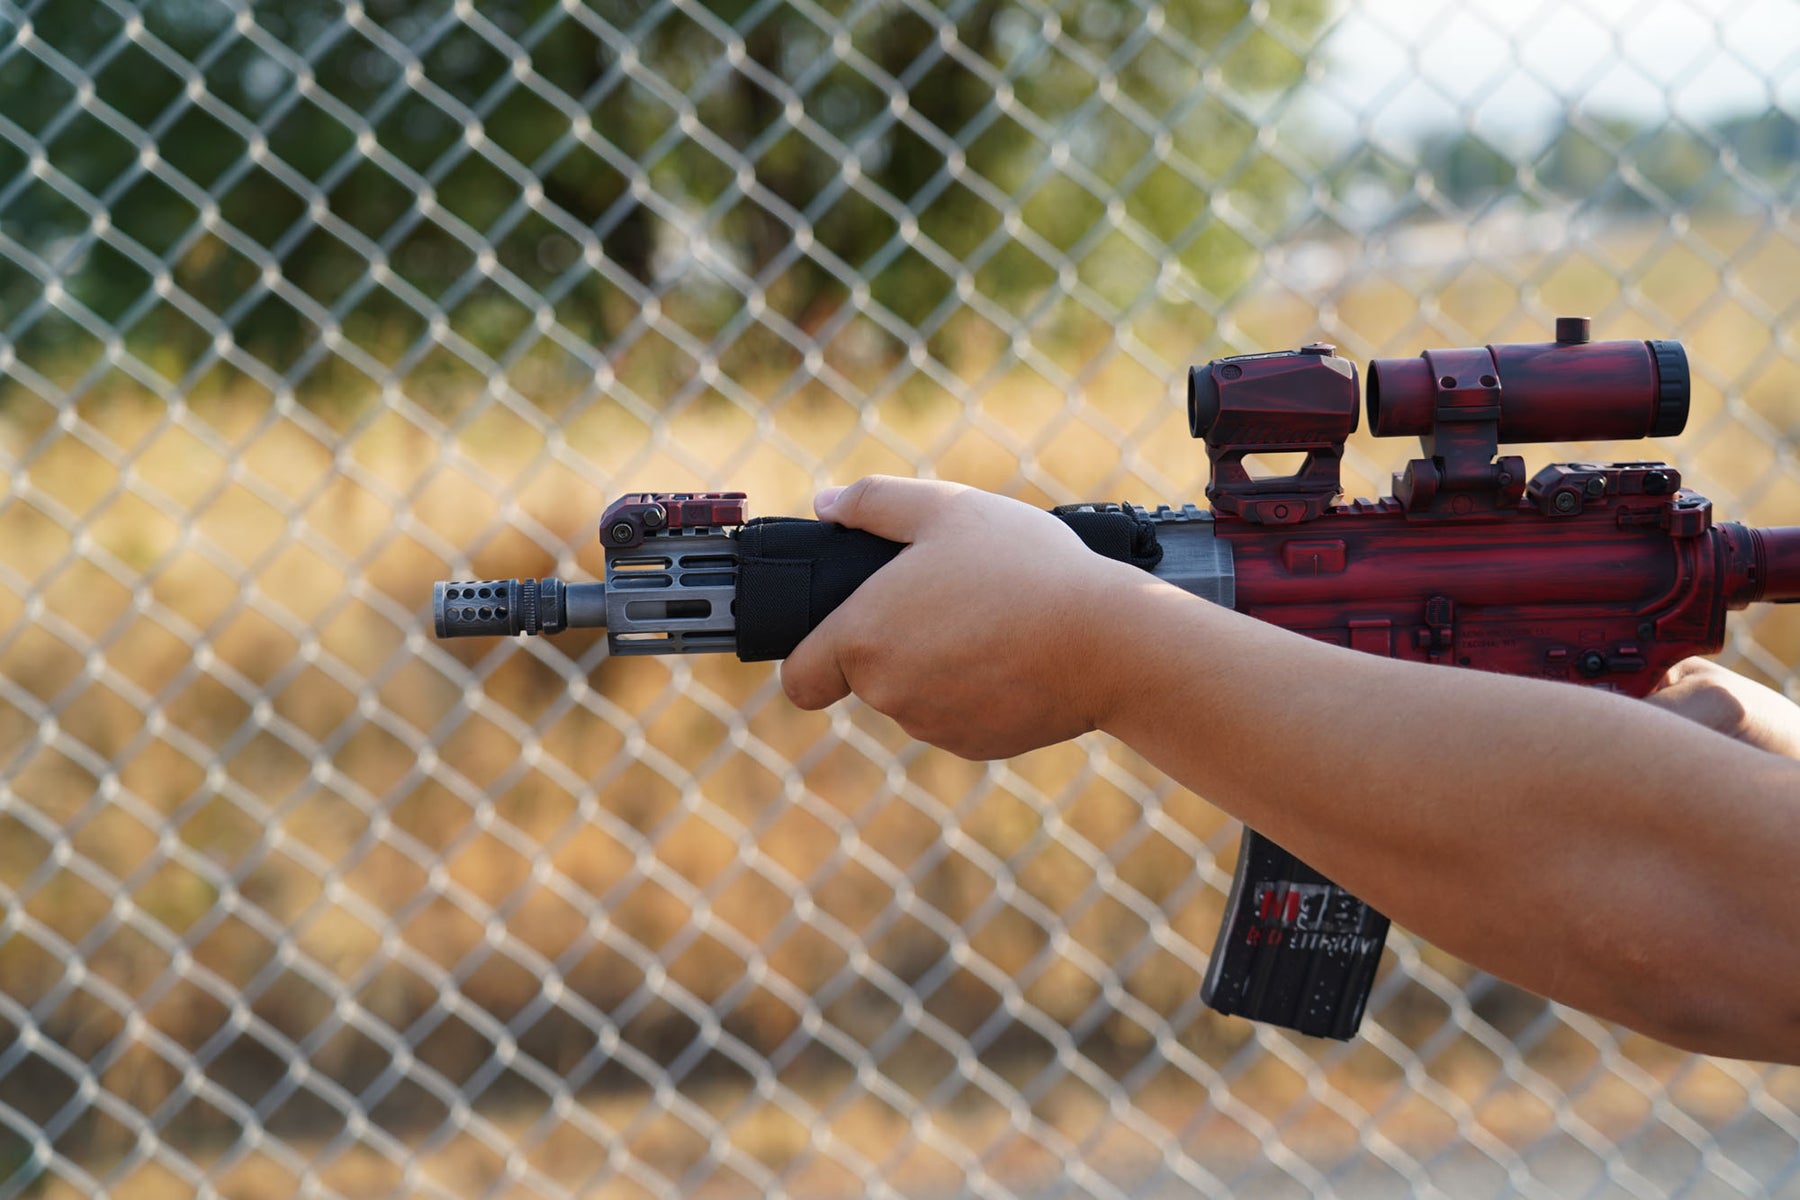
left=1081, top=566, right=1206, bottom=742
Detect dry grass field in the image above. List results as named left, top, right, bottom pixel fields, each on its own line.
left=3, top=212, right=1799, bottom=1196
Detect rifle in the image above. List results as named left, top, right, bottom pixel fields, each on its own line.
left=432, top=318, right=1800, bottom=1039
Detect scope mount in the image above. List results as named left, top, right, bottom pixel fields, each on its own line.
left=1390, top=343, right=1528, bottom=517
left=1192, top=343, right=1359, bottom=526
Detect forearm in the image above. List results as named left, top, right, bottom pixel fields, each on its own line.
left=1094, top=569, right=1800, bottom=1062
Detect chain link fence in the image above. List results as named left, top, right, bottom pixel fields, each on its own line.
left=1, top=0, right=1797, bottom=1196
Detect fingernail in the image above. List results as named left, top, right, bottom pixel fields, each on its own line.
left=816, top=485, right=844, bottom=515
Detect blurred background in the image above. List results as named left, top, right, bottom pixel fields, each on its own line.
left=1, top=0, right=1797, bottom=1196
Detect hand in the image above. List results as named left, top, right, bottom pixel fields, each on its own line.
left=1643, top=657, right=1800, bottom=760
left=779, top=477, right=1145, bottom=759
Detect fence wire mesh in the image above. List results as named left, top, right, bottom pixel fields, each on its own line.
left=1, top=0, right=1797, bottom=1196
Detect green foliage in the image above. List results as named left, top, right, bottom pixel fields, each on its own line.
left=0, top=0, right=1329, bottom=398
left=1400, top=109, right=1800, bottom=215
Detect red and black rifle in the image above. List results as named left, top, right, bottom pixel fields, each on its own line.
left=433, top=318, right=1800, bottom=1039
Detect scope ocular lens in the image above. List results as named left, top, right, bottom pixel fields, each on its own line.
left=1187, top=364, right=1221, bottom=438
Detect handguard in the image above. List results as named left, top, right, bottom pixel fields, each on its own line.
left=436, top=494, right=1167, bottom=660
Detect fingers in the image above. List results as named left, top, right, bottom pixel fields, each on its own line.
left=780, top=612, right=853, bottom=710
left=814, top=475, right=968, bottom=542
left=1642, top=661, right=1751, bottom=743
left=1644, top=661, right=1715, bottom=717
left=1650, top=656, right=1710, bottom=693
left=1642, top=679, right=1706, bottom=720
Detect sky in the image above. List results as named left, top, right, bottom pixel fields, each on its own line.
left=1310, top=0, right=1798, bottom=144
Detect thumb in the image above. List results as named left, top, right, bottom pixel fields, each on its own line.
left=815, top=475, right=968, bottom=543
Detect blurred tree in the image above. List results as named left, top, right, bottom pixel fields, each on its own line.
left=1538, top=117, right=1721, bottom=214
left=1417, top=128, right=1515, bottom=209
left=1410, top=113, right=1763, bottom=217
left=1717, top=108, right=1800, bottom=199
left=0, top=0, right=1330, bottom=397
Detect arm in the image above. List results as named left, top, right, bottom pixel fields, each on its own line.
left=781, top=477, right=1800, bottom=1064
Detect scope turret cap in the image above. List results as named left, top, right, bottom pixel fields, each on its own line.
left=1555, top=316, right=1591, bottom=344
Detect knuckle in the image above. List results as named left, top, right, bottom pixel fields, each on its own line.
left=780, top=656, right=829, bottom=710
left=778, top=663, right=812, bottom=707
left=835, top=475, right=880, bottom=520
left=847, top=655, right=912, bottom=720
left=1714, top=690, right=1751, bottom=733
left=855, top=673, right=903, bottom=719
left=894, top=709, right=955, bottom=752
left=1673, top=657, right=1715, bottom=683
